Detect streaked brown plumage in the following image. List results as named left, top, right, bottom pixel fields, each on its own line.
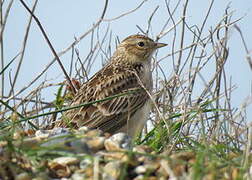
left=56, top=34, right=167, bottom=137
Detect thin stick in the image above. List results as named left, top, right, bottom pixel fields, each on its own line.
left=18, top=0, right=76, bottom=94
left=234, top=24, right=252, bottom=71
left=12, top=0, right=109, bottom=99
left=9, top=0, right=39, bottom=97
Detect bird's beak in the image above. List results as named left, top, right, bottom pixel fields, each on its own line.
left=154, top=42, right=168, bottom=48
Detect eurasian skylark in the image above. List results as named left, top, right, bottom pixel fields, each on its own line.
left=57, top=34, right=167, bottom=137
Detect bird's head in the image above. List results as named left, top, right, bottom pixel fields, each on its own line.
left=115, top=34, right=167, bottom=63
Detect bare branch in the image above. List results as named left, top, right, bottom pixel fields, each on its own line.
left=18, top=0, right=77, bottom=93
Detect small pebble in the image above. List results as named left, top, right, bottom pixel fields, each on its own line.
left=104, top=132, right=131, bottom=151
left=15, top=172, right=32, bottom=180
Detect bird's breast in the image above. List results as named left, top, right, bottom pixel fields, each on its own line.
left=137, top=62, right=152, bottom=91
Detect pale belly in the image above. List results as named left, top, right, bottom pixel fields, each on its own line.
left=116, top=100, right=151, bottom=137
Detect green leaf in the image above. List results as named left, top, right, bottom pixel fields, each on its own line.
left=0, top=53, right=20, bottom=75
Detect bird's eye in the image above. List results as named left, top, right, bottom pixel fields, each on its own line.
left=137, top=41, right=145, bottom=47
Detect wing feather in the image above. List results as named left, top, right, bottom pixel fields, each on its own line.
left=61, top=64, right=150, bottom=133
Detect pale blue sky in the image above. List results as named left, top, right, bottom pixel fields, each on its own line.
left=3, top=0, right=252, bottom=120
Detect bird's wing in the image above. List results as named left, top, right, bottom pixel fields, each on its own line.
left=63, top=64, right=149, bottom=133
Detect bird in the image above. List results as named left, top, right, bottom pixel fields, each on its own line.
left=56, top=34, right=167, bottom=137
